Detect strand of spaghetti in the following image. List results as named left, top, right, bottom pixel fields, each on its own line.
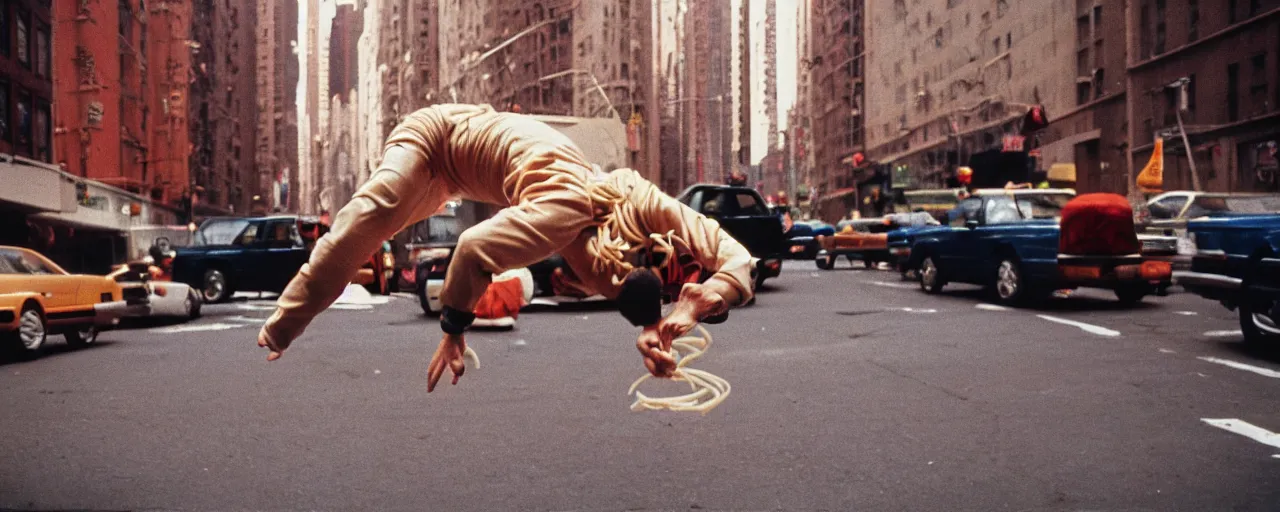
left=627, top=325, right=731, bottom=414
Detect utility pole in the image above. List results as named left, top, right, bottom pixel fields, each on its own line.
left=1170, top=77, right=1202, bottom=191
left=1124, top=0, right=1137, bottom=202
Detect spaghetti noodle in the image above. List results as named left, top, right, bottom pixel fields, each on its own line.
left=627, top=325, right=731, bottom=415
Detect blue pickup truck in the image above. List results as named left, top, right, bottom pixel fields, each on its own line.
left=1174, top=214, right=1280, bottom=347
left=905, top=189, right=1173, bottom=305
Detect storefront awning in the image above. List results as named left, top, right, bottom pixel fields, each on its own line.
left=0, top=157, right=76, bottom=213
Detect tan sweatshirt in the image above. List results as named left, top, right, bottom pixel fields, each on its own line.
left=260, top=104, right=753, bottom=350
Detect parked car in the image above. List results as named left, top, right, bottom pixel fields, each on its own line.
left=785, top=220, right=836, bottom=259
left=0, top=246, right=150, bottom=357
left=106, top=261, right=202, bottom=321
left=905, top=189, right=1173, bottom=305
left=1138, top=192, right=1280, bottom=269
left=815, top=219, right=894, bottom=269
left=1174, top=214, right=1280, bottom=347
left=171, top=216, right=312, bottom=303
left=677, top=184, right=787, bottom=288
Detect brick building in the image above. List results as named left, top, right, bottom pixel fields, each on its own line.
left=255, top=0, right=299, bottom=214
left=190, top=0, right=260, bottom=215
left=0, top=0, right=52, bottom=164
left=805, top=0, right=865, bottom=220
left=144, top=0, right=193, bottom=207
left=53, top=0, right=149, bottom=193
left=1127, top=0, right=1280, bottom=194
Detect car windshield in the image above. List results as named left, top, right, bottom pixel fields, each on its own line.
left=985, top=193, right=1074, bottom=224
left=194, top=219, right=251, bottom=246
left=0, top=248, right=60, bottom=275
left=1185, top=195, right=1280, bottom=218
left=411, top=215, right=462, bottom=244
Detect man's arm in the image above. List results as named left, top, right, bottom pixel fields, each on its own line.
left=618, top=171, right=754, bottom=319
left=258, top=146, right=449, bottom=358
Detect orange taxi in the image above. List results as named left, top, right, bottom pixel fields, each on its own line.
left=0, top=246, right=150, bottom=357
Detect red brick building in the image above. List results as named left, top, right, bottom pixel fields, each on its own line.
left=53, top=0, right=150, bottom=195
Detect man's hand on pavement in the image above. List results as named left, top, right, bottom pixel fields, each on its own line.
left=427, top=333, right=468, bottom=392
left=257, top=327, right=286, bottom=361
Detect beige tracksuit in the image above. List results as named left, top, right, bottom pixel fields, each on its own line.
left=259, top=104, right=753, bottom=350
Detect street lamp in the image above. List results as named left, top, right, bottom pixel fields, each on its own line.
left=538, top=68, right=622, bottom=120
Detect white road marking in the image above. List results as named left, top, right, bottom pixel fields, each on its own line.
left=374, top=369, right=382, bottom=375
left=1196, top=357, right=1280, bottom=379
left=1175, top=311, right=1199, bottom=316
left=1158, top=348, right=1176, bottom=354
left=328, top=304, right=374, bottom=311
left=222, top=315, right=267, bottom=324
left=1204, top=330, right=1243, bottom=338
left=236, top=304, right=276, bottom=311
left=1201, top=419, right=1280, bottom=454
left=513, top=339, right=527, bottom=346
left=870, top=281, right=917, bottom=289
left=150, top=322, right=247, bottom=334
left=975, top=304, right=1010, bottom=312
left=894, top=307, right=937, bottom=313
left=392, top=292, right=416, bottom=300
left=1035, top=315, right=1121, bottom=337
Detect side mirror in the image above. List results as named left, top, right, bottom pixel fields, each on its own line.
left=965, top=220, right=980, bottom=230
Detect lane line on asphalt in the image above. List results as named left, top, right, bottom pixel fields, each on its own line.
left=1035, top=315, right=1121, bottom=337
left=1196, top=357, right=1280, bottom=379
left=1158, top=348, right=1176, bottom=354
left=1201, top=419, right=1280, bottom=455
left=892, top=307, right=938, bottom=314
left=869, top=281, right=917, bottom=289
left=150, top=322, right=248, bottom=334
left=975, top=304, right=1010, bottom=312
left=1204, top=330, right=1243, bottom=338
left=1175, top=311, right=1199, bottom=316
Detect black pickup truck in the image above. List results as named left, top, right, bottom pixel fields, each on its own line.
left=676, top=184, right=787, bottom=289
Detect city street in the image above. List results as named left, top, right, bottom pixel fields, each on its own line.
left=2, top=264, right=1279, bottom=511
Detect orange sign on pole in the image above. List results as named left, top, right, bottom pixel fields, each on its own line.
left=1137, top=137, right=1164, bottom=194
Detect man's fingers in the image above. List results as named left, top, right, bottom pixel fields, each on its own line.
left=267, top=351, right=282, bottom=362
left=427, top=357, right=444, bottom=392
left=644, top=356, right=659, bottom=376
left=450, top=357, right=465, bottom=385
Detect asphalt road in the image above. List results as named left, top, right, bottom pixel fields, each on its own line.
left=3, top=263, right=1279, bottom=511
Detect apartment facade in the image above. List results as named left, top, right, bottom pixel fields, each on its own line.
left=1, top=0, right=52, bottom=164
left=190, top=0, right=260, bottom=214
left=805, top=0, right=866, bottom=220
left=1127, top=0, right=1280, bottom=193
left=255, top=0, right=300, bottom=214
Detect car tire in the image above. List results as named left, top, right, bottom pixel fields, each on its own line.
left=919, top=256, right=945, bottom=294
left=1114, top=285, right=1149, bottom=306
left=8, top=303, right=47, bottom=357
left=185, top=289, right=203, bottom=320
left=993, top=258, right=1033, bottom=305
left=64, top=325, right=98, bottom=347
left=202, top=268, right=232, bottom=303
left=1238, top=251, right=1280, bottom=348
left=815, top=254, right=835, bottom=270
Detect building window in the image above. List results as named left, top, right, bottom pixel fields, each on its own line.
left=1093, top=68, right=1106, bottom=98
left=15, top=8, right=28, bottom=67
left=1077, top=82, right=1092, bottom=106
left=1249, top=53, right=1268, bottom=115
left=1229, top=0, right=1238, bottom=23
left=1153, top=0, right=1165, bottom=55
left=1188, top=0, right=1199, bottom=42
left=15, top=91, right=30, bottom=152
left=0, top=6, right=9, bottom=57
left=1139, top=4, right=1150, bottom=59
left=1249, top=0, right=1261, bottom=17
left=1227, top=62, right=1240, bottom=122
left=1163, top=86, right=1178, bottom=126
left=0, top=82, right=8, bottom=143
left=620, top=63, right=629, bottom=79
left=36, top=24, right=49, bottom=78
left=34, top=101, right=49, bottom=162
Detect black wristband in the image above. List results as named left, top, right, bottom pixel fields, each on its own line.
left=702, top=311, right=729, bottom=324
left=440, top=306, right=476, bottom=335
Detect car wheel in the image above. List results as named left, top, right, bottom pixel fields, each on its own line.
left=919, top=256, right=944, bottom=294
left=1238, top=302, right=1280, bottom=348
left=10, top=304, right=47, bottom=356
left=815, top=254, right=835, bottom=270
left=185, top=289, right=203, bottom=320
left=202, top=269, right=231, bottom=303
left=1114, top=285, right=1149, bottom=306
left=994, top=259, right=1032, bottom=305
left=754, top=273, right=768, bottom=290
left=65, top=325, right=98, bottom=347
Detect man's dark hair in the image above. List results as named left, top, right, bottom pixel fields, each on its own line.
left=616, top=268, right=663, bottom=327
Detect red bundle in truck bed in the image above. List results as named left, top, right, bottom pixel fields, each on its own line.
left=1059, top=193, right=1141, bottom=256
